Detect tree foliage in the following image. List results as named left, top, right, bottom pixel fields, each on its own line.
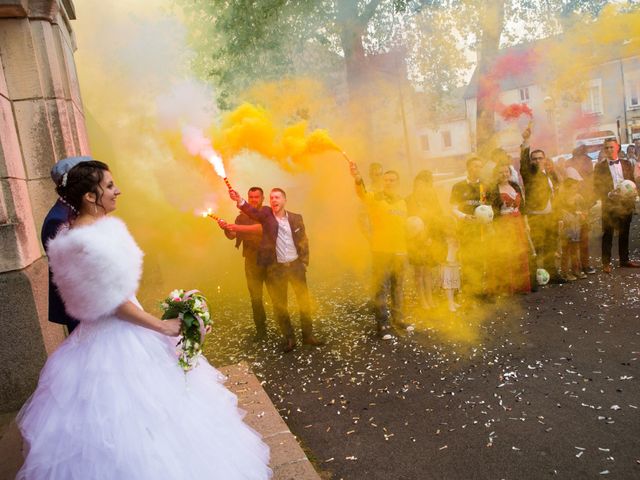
left=179, top=1, right=434, bottom=106
left=178, top=0, right=636, bottom=140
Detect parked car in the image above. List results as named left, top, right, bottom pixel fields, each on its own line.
left=551, top=153, right=572, bottom=164
left=576, top=130, right=617, bottom=162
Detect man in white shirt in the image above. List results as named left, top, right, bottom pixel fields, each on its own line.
left=594, top=138, right=639, bottom=273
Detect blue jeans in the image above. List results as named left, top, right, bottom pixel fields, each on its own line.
left=371, top=253, right=406, bottom=329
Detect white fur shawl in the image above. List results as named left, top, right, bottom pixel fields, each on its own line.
left=47, top=217, right=143, bottom=322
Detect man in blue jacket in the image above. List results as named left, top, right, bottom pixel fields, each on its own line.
left=42, top=156, right=93, bottom=333
left=229, top=187, right=323, bottom=352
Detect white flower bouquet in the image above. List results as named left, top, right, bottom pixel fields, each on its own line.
left=161, top=289, right=212, bottom=371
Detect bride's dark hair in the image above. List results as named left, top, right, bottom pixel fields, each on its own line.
left=56, top=160, right=110, bottom=217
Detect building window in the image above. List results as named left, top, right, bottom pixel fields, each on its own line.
left=582, top=79, right=603, bottom=115
left=628, top=77, right=640, bottom=109
left=442, top=131, right=452, bottom=148
left=519, top=87, right=530, bottom=102
left=420, top=134, right=430, bottom=152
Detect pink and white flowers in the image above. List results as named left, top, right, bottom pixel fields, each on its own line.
left=160, top=289, right=212, bottom=371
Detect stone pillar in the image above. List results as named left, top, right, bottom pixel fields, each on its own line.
left=0, top=0, right=89, bottom=412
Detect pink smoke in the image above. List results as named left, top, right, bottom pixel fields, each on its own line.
left=478, top=49, right=540, bottom=121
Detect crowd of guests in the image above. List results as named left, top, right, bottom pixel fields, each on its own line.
left=42, top=129, right=639, bottom=351
left=349, top=125, right=640, bottom=339
left=210, top=125, right=639, bottom=345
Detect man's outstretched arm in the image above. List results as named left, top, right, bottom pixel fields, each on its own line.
left=520, top=123, right=532, bottom=183
left=229, top=189, right=269, bottom=223
left=349, top=161, right=367, bottom=199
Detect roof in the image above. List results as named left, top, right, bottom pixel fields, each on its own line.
left=464, top=38, right=550, bottom=99
left=412, top=86, right=468, bottom=124
left=367, top=48, right=408, bottom=78
left=464, top=35, right=640, bottom=99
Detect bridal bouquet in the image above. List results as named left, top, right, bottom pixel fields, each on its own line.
left=161, top=289, right=212, bottom=371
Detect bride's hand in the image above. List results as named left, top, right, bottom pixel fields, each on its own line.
left=160, top=318, right=181, bottom=336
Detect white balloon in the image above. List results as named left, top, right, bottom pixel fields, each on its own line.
left=474, top=205, right=494, bottom=224
left=536, top=268, right=550, bottom=286
left=618, top=179, right=637, bottom=198
left=406, top=216, right=425, bottom=237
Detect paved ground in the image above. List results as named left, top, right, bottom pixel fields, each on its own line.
left=203, top=224, right=640, bottom=480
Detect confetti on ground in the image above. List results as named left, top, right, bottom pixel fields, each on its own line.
left=196, top=243, right=640, bottom=480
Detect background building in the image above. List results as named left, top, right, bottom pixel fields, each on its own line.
left=463, top=38, right=640, bottom=158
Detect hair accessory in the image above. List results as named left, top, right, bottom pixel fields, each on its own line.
left=59, top=196, right=78, bottom=214
left=61, top=172, right=68, bottom=187
left=50, top=156, right=93, bottom=185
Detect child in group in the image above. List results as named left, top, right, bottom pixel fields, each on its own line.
left=441, top=218, right=461, bottom=312
left=557, top=177, right=587, bottom=281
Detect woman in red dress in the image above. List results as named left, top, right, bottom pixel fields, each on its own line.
left=490, top=164, right=531, bottom=294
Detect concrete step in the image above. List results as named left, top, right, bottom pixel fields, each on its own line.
left=0, top=363, right=321, bottom=480
left=220, top=362, right=321, bottom=480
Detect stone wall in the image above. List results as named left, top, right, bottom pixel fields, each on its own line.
left=0, top=0, right=89, bottom=412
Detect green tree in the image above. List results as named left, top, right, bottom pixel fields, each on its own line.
left=178, top=0, right=631, bottom=147
left=179, top=1, right=443, bottom=106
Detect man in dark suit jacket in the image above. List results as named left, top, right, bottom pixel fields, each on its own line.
left=593, top=138, right=640, bottom=273
left=519, top=124, right=563, bottom=285
left=42, top=156, right=93, bottom=333
left=229, top=187, right=322, bottom=352
left=217, top=187, right=268, bottom=340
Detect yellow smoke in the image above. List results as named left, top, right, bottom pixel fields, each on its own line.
left=72, top=0, right=619, bottom=346
left=206, top=102, right=342, bottom=173
left=71, top=2, right=373, bottom=339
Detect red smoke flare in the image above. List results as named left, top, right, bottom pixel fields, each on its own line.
left=500, top=103, right=533, bottom=121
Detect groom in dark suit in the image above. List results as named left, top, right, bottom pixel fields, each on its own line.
left=229, top=187, right=323, bottom=352
left=594, top=138, right=640, bottom=273
left=42, top=156, right=93, bottom=333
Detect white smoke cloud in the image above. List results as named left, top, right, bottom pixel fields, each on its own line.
left=156, top=80, right=219, bottom=131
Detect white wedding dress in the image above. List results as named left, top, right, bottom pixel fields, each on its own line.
left=17, top=217, right=271, bottom=479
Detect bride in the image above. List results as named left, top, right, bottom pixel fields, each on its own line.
left=17, top=160, right=272, bottom=479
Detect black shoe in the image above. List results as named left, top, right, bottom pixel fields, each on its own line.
left=282, top=337, right=297, bottom=353
left=549, top=276, right=567, bottom=284
left=302, top=335, right=325, bottom=346
left=583, top=266, right=596, bottom=275
left=476, top=293, right=495, bottom=303
left=620, top=261, right=640, bottom=268
left=253, top=329, right=267, bottom=342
